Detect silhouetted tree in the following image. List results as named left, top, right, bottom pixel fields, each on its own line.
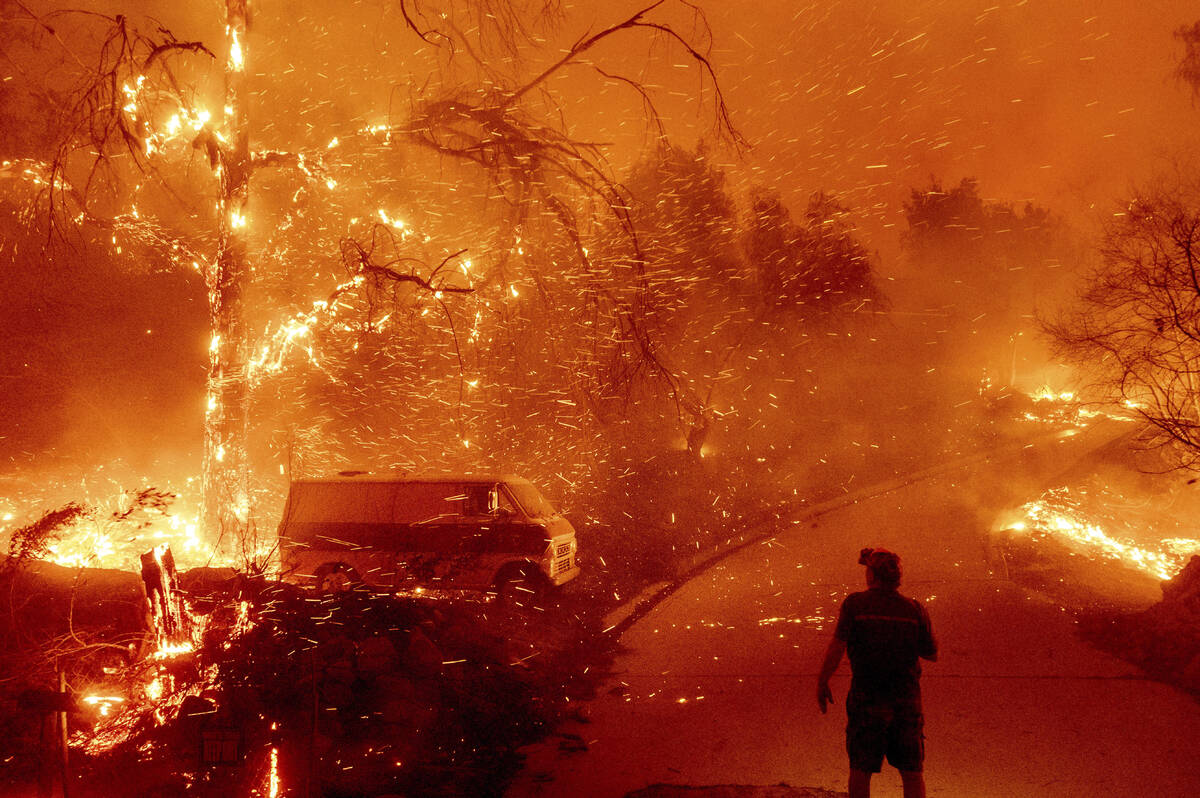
left=618, top=144, right=747, bottom=455
left=1045, top=181, right=1200, bottom=469
left=749, top=189, right=880, bottom=316
left=903, top=178, right=1067, bottom=301
left=6, top=1, right=741, bottom=550
left=1175, top=20, right=1200, bottom=99
left=902, top=176, right=1077, bottom=388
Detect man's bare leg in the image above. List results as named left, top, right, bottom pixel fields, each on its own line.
left=849, top=768, right=871, bottom=798
left=900, top=770, right=926, bottom=798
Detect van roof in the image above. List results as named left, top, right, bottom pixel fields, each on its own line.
left=289, top=473, right=530, bottom=485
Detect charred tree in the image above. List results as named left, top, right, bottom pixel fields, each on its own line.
left=10, top=0, right=742, bottom=554
left=204, top=0, right=252, bottom=545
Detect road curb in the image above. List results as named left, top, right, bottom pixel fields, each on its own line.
left=600, top=426, right=1102, bottom=642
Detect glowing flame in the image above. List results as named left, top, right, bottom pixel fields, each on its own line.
left=247, top=274, right=366, bottom=380
left=82, top=695, right=125, bottom=717
left=268, top=746, right=280, bottom=798
left=1032, top=387, right=1075, bottom=402
left=1007, top=489, right=1199, bottom=581
left=229, top=30, right=244, bottom=71
left=152, top=641, right=196, bottom=660
left=2, top=480, right=260, bottom=573
left=377, top=209, right=405, bottom=229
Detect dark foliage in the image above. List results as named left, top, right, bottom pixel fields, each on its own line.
left=1043, top=182, right=1200, bottom=468
left=748, top=189, right=880, bottom=315
left=3, top=503, right=90, bottom=572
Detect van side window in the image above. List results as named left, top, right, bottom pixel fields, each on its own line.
left=495, top=486, right=517, bottom=514
left=463, top=484, right=492, bottom=517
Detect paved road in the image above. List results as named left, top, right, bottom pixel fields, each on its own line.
left=509, top=434, right=1200, bottom=797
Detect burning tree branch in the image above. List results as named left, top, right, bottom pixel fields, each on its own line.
left=2, top=504, right=90, bottom=576
left=340, top=232, right=475, bottom=296
left=9, top=0, right=745, bottom=555
left=339, top=228, right=476, bottom=433
left=377, top=2, right=743, bottom=439
left=31, top=9, right=214, bottom=235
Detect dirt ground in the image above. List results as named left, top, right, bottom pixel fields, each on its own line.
left=626, top=786, right=844, bottom=798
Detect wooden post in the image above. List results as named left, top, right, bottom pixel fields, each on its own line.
left=38, top=707, right=53, bottom=798
left=56, top=668, right=70, bottom=798
left=308, top=650, right=317, bottom=798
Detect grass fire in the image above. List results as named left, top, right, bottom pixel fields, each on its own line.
left=5, top=1, right=1200, bottom=796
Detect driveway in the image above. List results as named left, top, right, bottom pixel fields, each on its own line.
left=509, top=432, right=1200, bottom=797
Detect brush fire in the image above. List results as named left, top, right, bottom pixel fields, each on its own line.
left=8, top=0, right=1200, bottom=795
left=1, top=486, right=590, bottom=796
left=999, top=487, right=1200, bottom=583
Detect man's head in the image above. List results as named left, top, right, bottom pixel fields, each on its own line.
left=859, top=547, right=902, bottom=589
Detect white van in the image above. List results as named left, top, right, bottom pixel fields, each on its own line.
left=278, top=474, right=580, bottom=604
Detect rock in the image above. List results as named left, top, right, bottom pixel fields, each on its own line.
left=1162, top=555, right=1200, bottom=605
left=357, top=635, right=399, bottom=677
left=1182, top=652, right=1200, bottom=693
left=400, top=627, right=444, bottom=680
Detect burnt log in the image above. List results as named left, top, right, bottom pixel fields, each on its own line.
left=138, top=544, right=192, bottom=653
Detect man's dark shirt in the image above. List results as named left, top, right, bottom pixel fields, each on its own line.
left=834, top=587, right=937, bottom=704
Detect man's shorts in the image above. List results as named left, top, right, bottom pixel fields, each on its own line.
left=845, top=693, right=924, bottom=774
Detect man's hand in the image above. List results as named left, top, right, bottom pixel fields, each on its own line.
left=817, top=636, right=845, bottom=714
left=817, top=680, right=834, bottom=713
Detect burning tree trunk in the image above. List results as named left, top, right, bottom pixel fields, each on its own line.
left=138, top=543, right=189, bottom=651
left=203, top=0, right=252, bottom=545
left=20, top=0, right=743, bottom=557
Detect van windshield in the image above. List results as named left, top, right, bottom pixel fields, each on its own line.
left=505, top=481, right=555, bottom=518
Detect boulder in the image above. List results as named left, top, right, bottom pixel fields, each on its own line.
left=1162, top=555, right=1200, bottom=606
left=356, top=635, right=399, bottom=677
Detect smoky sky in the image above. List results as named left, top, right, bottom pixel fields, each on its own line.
left=27, top=0, right=1196, bottom=245
left=4, top=0, right=1198, bottom=466
left=6, top=6, right=1191, bottom=300
left=701, top=0, right=1199, bottom=257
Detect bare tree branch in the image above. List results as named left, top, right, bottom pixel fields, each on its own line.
left=1045, top=184, right=1200, bottom=467
left=500, top=0, right=743, bottom=148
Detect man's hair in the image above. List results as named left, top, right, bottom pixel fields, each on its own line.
left=859, top=547, right=902, bottom=588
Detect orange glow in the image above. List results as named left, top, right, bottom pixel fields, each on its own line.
left=1005, top=488, right=1199, bottom=581
left=82, top=695, right=125, bottom=717
left=268, top=746, right=280, bottom=798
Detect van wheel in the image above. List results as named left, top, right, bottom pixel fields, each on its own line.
left=493, top=565, right=543, bottom=609
left=315, top=563, right=361, bottom=594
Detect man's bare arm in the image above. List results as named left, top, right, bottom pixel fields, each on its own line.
left=816, top=636, right=846, bottom=713
left=919, top=605, right=938, bottom=662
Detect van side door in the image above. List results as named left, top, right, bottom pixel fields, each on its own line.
left=453, top=483, right=507, bottom=588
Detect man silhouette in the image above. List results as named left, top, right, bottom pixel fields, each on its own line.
left=817, top=547, right=938, bottom=798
